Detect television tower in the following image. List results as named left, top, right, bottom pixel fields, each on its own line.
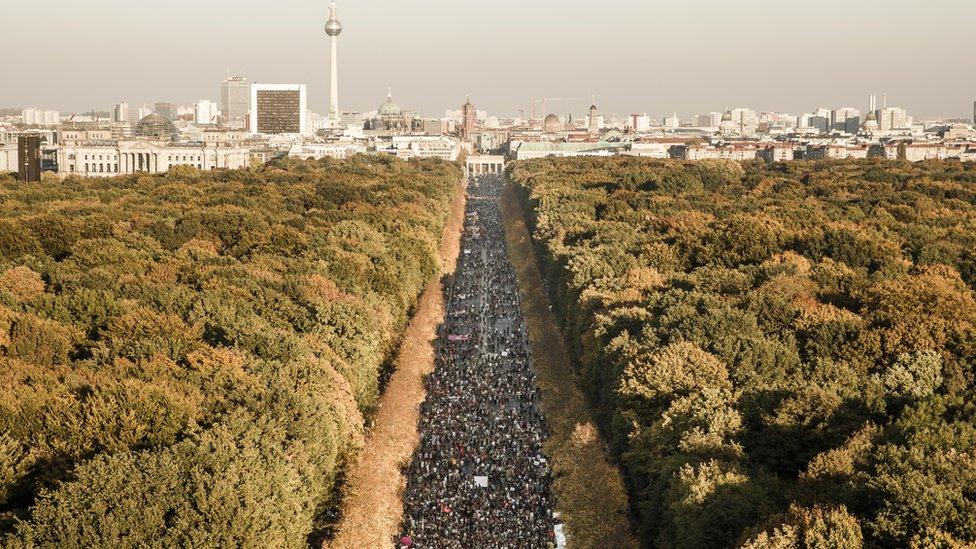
left=324, top=1, right=343, bottom=123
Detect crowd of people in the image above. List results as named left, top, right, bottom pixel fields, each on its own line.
left=399, top=174, right=560, bottom=548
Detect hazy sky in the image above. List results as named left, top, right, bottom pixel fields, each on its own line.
left=4, top=0, right=974, bottom=119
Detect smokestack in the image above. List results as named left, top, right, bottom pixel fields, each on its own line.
left=883, top=93, right=887, bottom=110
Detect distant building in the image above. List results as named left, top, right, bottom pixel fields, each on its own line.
left=543, top=114, right=563, bottom=133
left=629, top=114, right=651, bottom=132
left=135, top=105, right=152, bottom=125
left=113, top=101, right=129, bottom=124
left=0, top=143, right=17, bottom=173
left=195, top=100, right=219, bottom=125
left=377, top=135, right=461, bottom=161
left=588, top=103, right=599, bottom=135
left=18, top=135, right=42, bottom=182
left=461, top=96, right=477, bottom=142
left=831, top=107, right=860, bottom=134
left=21, top=108, right=60, bottom=126
left=364, top=90, right=427, bottom=134
left=220, top=76, right=250, bottom=127
left=289, top=141, right=366, bottom=160
left=155, top=102, right=178, bottom=120
left=757, top=144, right=797, bottom=162
left=673, top=143, right=758, bottom=161
left=250, top=84, right=308, bottom=135
left=57, top=139, right=250, bottom=177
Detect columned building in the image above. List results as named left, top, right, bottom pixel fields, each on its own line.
left=57, top=140, right=250, bottom=177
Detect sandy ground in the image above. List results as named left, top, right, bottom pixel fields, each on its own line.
left=501, top=183, right=637, bottom=549
left=327, top=179, right=467, bottom=549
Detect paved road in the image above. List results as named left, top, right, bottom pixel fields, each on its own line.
left=398, top=174, right=559, bottom=548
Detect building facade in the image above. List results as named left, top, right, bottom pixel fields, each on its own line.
left=220, top=76, right=250, bottom=126
left=195, top=100, right=219, bottom=125
left=250, top=84, right=308, bottom=135
left=57, top=140, right=250, bottom=177
left=18, top=135, right=42, bottom=181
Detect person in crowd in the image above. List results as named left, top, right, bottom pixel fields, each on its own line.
left=399, top=174, right=559, bottom=548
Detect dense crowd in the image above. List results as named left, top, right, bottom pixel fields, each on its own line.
left=399, top=175, right=559, bottom=548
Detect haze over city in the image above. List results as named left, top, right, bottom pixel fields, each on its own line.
left=4, top=0, right=975, bottom=118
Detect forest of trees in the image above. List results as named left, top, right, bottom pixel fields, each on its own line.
left=510, top=157, right=976, bottom=548
left=0, top=156, right=460, bottom=545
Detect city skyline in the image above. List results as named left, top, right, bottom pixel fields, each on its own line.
left=3, top=0, right=975, bottom=119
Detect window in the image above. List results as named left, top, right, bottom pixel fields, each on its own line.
left=114, top=164, right=118, bottom=172
left=85, top=163, right=89, bottom=172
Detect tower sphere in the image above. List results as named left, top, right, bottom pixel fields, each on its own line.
left=325, top=18, right=342, bottom=36
left=325, top=1, right=342, bottom=36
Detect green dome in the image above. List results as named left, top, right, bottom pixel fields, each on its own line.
left=379, top=90, right=400, bottom=117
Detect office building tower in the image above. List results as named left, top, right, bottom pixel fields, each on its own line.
left=114, top=101, right=130, bottom=124
left=220, top=76, right=250, bottom=125
left=250, top=84, right=308, bottom=135
left=195, top=100, right=219, bottom=125
left=155, top=102, right=178, bottom=120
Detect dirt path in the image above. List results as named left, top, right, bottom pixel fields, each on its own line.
left=328, top=179, right=467, bottom=549
left=501, top=183, right=637, bottom=549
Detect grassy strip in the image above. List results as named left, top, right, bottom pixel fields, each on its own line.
left=327, top=179, right=467, bottom=549
left=501, top=183, right=636, bottom=548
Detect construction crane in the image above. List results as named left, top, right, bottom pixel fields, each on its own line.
left=531, top=98, right=578, bottom=126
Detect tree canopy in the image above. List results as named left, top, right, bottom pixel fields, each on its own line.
left=0, top=156, right=461, bottom=545
left=510, top=157, right=976, bottom=548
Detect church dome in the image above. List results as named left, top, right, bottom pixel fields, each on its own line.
left=379, top=91, right=400, bottom=117
left=543, top=114, right=563, bottom=133
left=721, top=110, right=733, bottom=122
left=136, top=114, right=177, bottom=141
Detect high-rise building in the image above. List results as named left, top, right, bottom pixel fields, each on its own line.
left=195, top=100, right=219, bottom=125
left=664, top=113, right=680, bottom=129
left=21, top=108, right=60, bottom=126
left=18, top=135, right=41, bottom=182
left=831, top=108, right=861, bottom=134
left=155, top=102, right=178, bottom=120
left=324, top=1, right=343, bottom=122
left=135, top=105, right=152, bottom=125
left=220, top=76, right=250, bottom=126
left=250, top=84, right=308, bottom=135
left=113, top=101, right=130, bottom=124
left=461, top=96, right=477, bottom=141
left=588, top=102, right=599, bottom=135
left=629, top=114, right=651, bottom=132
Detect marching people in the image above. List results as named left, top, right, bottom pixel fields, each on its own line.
left=399, top=174, right=558, bottom=548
